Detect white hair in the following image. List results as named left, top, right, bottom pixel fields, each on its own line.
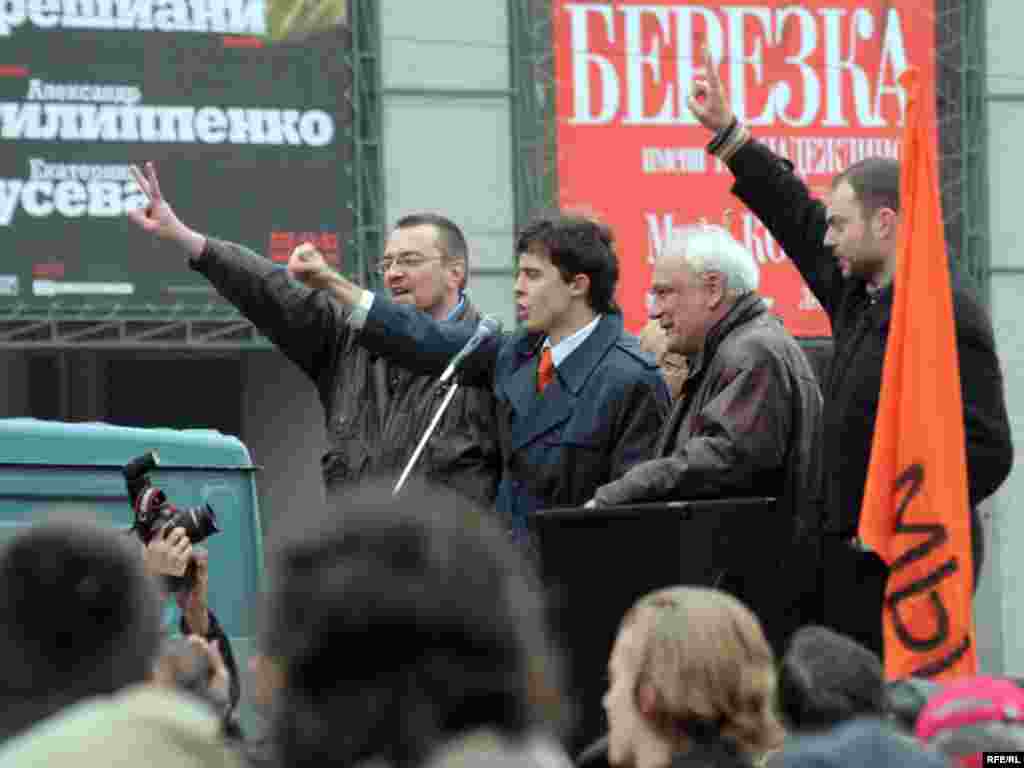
left=660, top=225, right=760, bottom=297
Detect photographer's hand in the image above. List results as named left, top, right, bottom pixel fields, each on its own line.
left=186, top=635, right=231, bottom=711
left=143, top=526, right=192, bottom=581
left=178, top=547, right=211, bottom=637
left=127, top=162, right=207, bottom=258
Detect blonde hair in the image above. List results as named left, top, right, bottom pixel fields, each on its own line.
left=621, top=587, right=784, bottom=756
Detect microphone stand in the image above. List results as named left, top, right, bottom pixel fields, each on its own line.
left=393, top=378, right=461, bottom=496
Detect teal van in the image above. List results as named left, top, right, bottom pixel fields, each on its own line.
left=0, top=418, right=266, bottom=732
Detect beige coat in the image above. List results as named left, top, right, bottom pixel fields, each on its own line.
left=0, top=685, right=243, bottom=768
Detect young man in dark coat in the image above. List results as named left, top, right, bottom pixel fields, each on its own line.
left=688, top=48, right=1013, bottom=656
left=126, top=163, right=500, bottom=509
left=286, top=212, right=671, bottom=538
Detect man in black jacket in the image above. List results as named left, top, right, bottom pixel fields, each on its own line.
left=126, top=162, right=500, bottom=509
left=688, top=49, right=1013, bottom=656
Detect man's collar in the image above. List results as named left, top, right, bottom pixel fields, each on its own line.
left=688, top=293, right=767, bottom=377
left=542, top=314, right=601, bottom=367
left=549, top=313, right=621, bottom=396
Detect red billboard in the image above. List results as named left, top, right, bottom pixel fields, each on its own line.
left=553, top=1, right=937, bottom=336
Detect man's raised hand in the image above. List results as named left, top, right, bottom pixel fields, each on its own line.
left=127, top=162, right=180, bottom=238
left=287, top=242, right=333, bottom=290
left=688, top=45, right=735, bottom=134
left=126, top=162, right=206, bottom=257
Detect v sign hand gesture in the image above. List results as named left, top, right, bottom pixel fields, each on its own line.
left=127, top=162, right=206, bottom=258
left=688, top=45, right=735, bottom=135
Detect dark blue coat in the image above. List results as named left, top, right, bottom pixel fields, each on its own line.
left=357, top=296, right=671, bottom=535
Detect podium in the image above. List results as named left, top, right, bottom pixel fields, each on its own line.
left=530, top=498, right=795, bottom=752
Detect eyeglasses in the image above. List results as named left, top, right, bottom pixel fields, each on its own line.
left=374, top=254, right=441, bottom=275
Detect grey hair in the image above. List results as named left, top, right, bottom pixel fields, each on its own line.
left=661, top=225, right=760, bottom=298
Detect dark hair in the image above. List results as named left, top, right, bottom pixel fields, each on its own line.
left=395, top=213, right=470, bottom=290
left=777, top=625, right=885, bottom=732
left=516, top=213, right=620, bottom=314
left=264, top=479, right=567, bottom=768
left=0, top=521, right=162, bottom=739
left=832, top=158, right=900, bottom=218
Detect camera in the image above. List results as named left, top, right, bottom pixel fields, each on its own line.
left=124, top=451, right=220, bottom=592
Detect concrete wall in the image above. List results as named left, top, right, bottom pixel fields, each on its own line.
left=379, top=0, right=516, bottom=327
left=979, top=0, right=1024, bottom=676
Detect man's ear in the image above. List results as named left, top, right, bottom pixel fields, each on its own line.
left=448, top=259, right=466, bottom=290
left=875, top=207, right=898, bottom=241
left=570, top=272, right=591, bottom=299
left=704, top=271, right=726, bottom=308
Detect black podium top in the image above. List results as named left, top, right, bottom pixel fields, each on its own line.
left=535, top=497, right=778, bottom=519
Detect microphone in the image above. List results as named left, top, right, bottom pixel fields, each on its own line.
left=439, top=315, right=502, bottom=384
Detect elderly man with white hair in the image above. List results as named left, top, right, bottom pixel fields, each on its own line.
left=592, top=224, right=822, bottom=508
left=590, top=226, right=824, bottom=648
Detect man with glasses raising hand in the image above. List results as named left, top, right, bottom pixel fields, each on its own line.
left=125, top=162, right=501, bottom=508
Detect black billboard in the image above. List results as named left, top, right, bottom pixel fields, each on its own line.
left=0, top=3, right=353, bottom=315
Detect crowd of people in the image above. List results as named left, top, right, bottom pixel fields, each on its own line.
left=2, top=484, right=1022, bottom=768
left=0, top=42, right=1016, bottom=768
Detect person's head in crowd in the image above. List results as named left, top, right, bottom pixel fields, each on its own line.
left=650, top=225, right=760, bottom=358
left=638, top=319, right=688, bottom=400
left=260, top=479, right=567, bottom=768
left=824, top=157, right=900, bottom=286
left=515, top=213, right=620, bottom=342
left=884, top=677, right=943, bottom=736
left=602, top=586, right=783, bottom=768
left=914, top=676, right=1024, bottom=768
left=0, top=520, right=162, bottom=740
left=777, top=625, right=886, bottom=732
left=0, top=640, right=242, bottom=768
left=778, top=718, right=947, bottom=768
left=378, top=213, right=470, bottom=320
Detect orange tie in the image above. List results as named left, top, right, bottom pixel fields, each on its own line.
left=537, top=347, right=555, bottom=394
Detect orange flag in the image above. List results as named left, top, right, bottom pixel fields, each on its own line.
left=857, top=68, right=977, bottom=680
